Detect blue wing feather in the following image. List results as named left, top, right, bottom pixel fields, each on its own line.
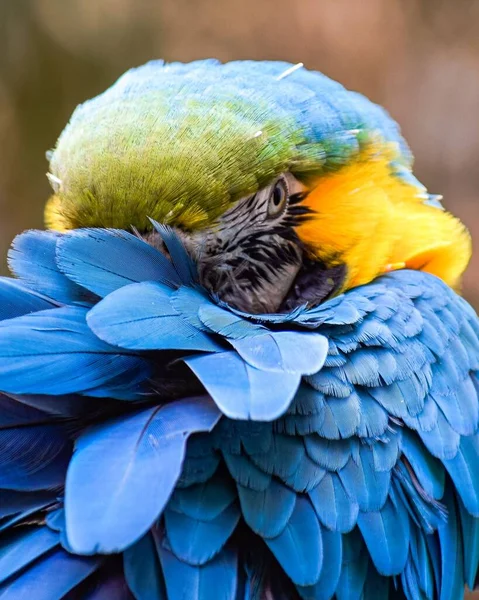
left=317, top=392, right=361, bottom=439
left=149, top=221, right=198, bottom=285
left=338, top=446, right=391, bottom=512
left=157, top=537, right=238, bottom=600
left=168, top=471, right=236, bottom=521
left=87, top=281, right=222, bottom=352
left=417, top=411, right=461, bottom=461
left=198, top=304, right=266, bottom=339
left=334, top=529, right=369, bottom=600
left=123, top=533, right=167, bottom=600
left=246, top=433, right=303, bottom=477
left=304, top=436, right=352, bottom=471
left=357, top=496, right=410, bottom=576
left=437, top=488, right=464, bottom=600
left=164, top=503, right=240, bottom=565
left=0, top=548, right=102, bottom=600
left=309, top=472, right=359, bottom=533
left=7, top=230, right=93, bottom=305
left=229, top=331, right=328, bottom=375
left=65, top=398, right=220, bottom=554
left=177, top=445, right=222, bottom=489
left=458, top=496, right=479, bottom=590
left=402, top=528, right=435, bottom=600
left=222, top=452, right=271, bottom=492
left=0, top=425, right=71, bottom=491
left=237, top=479, right=296, bottom=538
left=56, top=228, right=181, bottom=296
left=355, top=390, right=389, bottom=438
left=0, top=307, right=152, bottom=397
left=0, top=277, right=57, bottom=321
left=400, top=430, right=445, bottom=500
left=283, top=453, right=327, bottom=493
left=296, top=528, right=342, bottom=600
left=185, top=351, right=300, bottom=420
left=170, top=287, right=215, bottom=331
left=265, top=496, right=322, bottom=587
left=0, top=526, right=59, bottom=584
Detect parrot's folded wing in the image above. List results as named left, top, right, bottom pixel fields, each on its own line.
left=0, top=228, right=477, bottom=599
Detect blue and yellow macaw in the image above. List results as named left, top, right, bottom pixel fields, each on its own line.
left=0, top=59, right=478, bottom=600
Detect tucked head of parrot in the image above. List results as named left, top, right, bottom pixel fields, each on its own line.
left=45, top=59, right=471, bottom=313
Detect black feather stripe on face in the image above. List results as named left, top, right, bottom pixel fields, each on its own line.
left=142, top=172, right=346, bottom=313
left=187, top=174, right=310, bottom=313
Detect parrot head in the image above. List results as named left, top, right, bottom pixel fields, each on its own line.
left=45, top=60, right=471, bottom=313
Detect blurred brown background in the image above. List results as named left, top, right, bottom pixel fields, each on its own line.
left=0, top=0, right=478, bottom=309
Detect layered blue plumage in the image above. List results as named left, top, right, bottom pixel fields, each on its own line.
left=0, top=225, right=478, bottom=599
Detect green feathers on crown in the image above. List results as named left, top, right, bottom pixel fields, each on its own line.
left=46, top=59, right=409, bottom=231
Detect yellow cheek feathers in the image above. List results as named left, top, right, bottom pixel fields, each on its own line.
left=296, top=146, right=472, bottom=291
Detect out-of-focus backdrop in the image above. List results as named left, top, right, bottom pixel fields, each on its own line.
left=0, top=0, right=478, bottom=309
